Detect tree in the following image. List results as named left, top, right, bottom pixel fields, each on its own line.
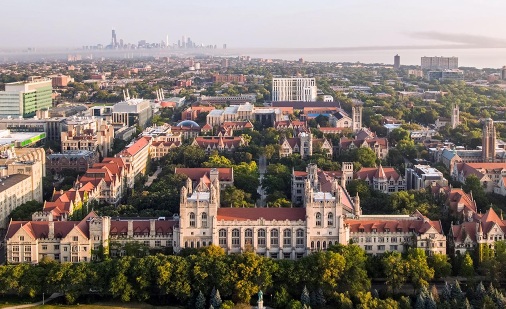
left=9, top=200, right=43, bottom=220
left=203, top=154, right=233, bottom=168
left=354, top=147, right=377, bottom=167
left=460, top=252, right=474, bottom=277
left=210, top=287, right=223, bottom=309
left=221, top=185, right=253, bottom=207
left=195, top=290, right=206, bottom=309
left=382, top=251, right=407, bottom=293
left=406, top=248, right=434, bottom=291
left=428, top=254, right=451, bottom=279
left=273, top=286, right=290, bottom=309
left=301, top=286, right=311, bottom=306
left=462, top=175, right=488, bottom=210
left=328, top=244, right=371, bottom=294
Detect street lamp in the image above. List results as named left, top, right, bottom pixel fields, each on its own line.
left=43, top=293, right=45, bottom=305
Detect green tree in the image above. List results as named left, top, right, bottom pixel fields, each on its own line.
left=210, top=287, right=223, bottom=309
left=460, top=252, right=474, bottom=277
left=221, top=185, right=253, bottom=207
left=462, top=174, right=488, bottom=210
left=9, top=200, right=43, bottom=220
left=428, top=254, right=451, bottom=279
left=382, top=251, right=407, bottom=293
left=196, top=290, right=206, bottom=309
left=407, top=248, right=434, bottom=291
left=354, top=147, right=377, bottom=167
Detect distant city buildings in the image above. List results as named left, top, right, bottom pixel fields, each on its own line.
left=421, top=56, right=458, bottom=70
left=427, top=69, right=464, bottom=81
left=272, top=78, right=317, bottom=102
left=0, top=77, right=52, bottom=118
left=393, top=54, right=400, bottom=70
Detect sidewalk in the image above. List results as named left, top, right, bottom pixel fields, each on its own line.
left=2, top=293, right=62, bottom=309
left=145, top=166, right=162, bottom=187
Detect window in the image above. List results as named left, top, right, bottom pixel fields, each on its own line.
left=327, top=212, right=334, bottom=226
left=258, top=229, right=266, bottom=247
left=24, top=257, right=31, bottom=262
left=283, top=253, right=291, bottom=259
left=270, top=253, right=278, bottom=259
left=391, top=237, right=397, bottom=243
left=270, top=229, right=279, bottom=247
left=245, top=229, right=253, bottom=246
left=201, top=212, right=208, bottom=228
left=19, top=236, right=24, bottom=241
left=296, top=229, right=304, bottom=247
left=365, top=245, right=373, bottom=250
left=390, top=245, right=398, bottom=251
left=219, top=229, right=227, bottom=246
left=42, top=245, right=47, bottom=250
left=55, top=254, right=60, bottom=260
left=378, top=245, right=385, bottom=251
left=316, top=212, right=322, bottom=226
left=283, top=229, right=292, bottom=247
left=189, top=212, right=196, bottom=227
left=24, top=246, right=31, bottom=252
left=232, top=229, right=240, bottom=247
left=155, top=240, right=161, bottom=247
left=73, top=236, right=78, bottom=241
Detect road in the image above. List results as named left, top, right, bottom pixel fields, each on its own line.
left=257, top=155, right=267, bottom=207
left=144, top=166, right=162, bottom=187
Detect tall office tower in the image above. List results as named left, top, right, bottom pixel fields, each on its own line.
left=271, top=78, right=317, bottom=102
left=0, top=76, right=52, bottom=118
left=394, top=54, right=400, bottom=70
left=482, top=118, right=496, bottom=162
left=182, top=36, right=186, bottom=48
left=111, top=29, right=117, bottom=47
left=166, top=35, right=169, bottom=47
left=352, top=100, right=364, bottom=132
left=421, top=56, right=458, bottom=70
left=502, top=66, right=506, bottom=80
left=451, top=104, right=460, bottom=129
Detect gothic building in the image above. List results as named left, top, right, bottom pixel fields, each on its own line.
left=174, top=174, right=358, bottom=258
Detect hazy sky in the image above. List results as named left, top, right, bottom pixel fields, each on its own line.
left=2, top=0, right=506, bottom=49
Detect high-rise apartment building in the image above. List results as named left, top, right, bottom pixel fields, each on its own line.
left=0, top=77, right=52, bottom=118
left=394, top=54, right=400, bottom=70
left=421, top=56, right=458, bottom=70
left=272, top=78, right=317, bottom=102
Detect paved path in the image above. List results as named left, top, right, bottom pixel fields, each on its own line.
left=145, top=166, right=162, bottom=187
left=3, top=293, right=62, bottom=309
left=257, top=155, right=267, bottom=207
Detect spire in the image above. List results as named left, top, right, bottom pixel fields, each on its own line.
left=375, top=164, right=386, bottom=179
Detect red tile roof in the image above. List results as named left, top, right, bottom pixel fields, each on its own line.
left=217, top=207, right=306, bottom=221
left=175, top=167, right=233, bottom=182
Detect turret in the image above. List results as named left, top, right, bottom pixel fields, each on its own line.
left=186, top=177, right=193, bottom=194
left=354, top=192, right=361, bottom=217
left=180, top=186, right=188, bottom=204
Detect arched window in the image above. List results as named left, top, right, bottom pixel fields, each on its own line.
left=283, top=229, right=292, bottom=247
left=245, top=229, right=253, bottom=246
left=323, top=241, right=327, bottom=250
left=327, top=212, right=334, bottom=226
left=232, top=229, right=240, bottom=247
left=189, top=212, right=196, bottom=227
left=296, top=229, right=304, bottom=247
left=311, top=241, right=314, bottom=249
left=270, top=229, right=279, bottom=247
left=316, top=212, right=322, bottom=226
left=201, top=212, right=208, bottom=228
left=258, top=229, right=266, bottom=247
left=317, top=241, right=321, bottom=250
left=219, top=229, right=227, bottom=246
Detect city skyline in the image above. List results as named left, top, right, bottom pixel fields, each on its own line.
left=1, top=0, right=506, bottom=50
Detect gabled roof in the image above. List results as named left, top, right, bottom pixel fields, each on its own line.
left=175, top=167, right=234, bottom=182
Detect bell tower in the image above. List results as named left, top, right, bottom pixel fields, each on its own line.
left=352, top=100, right=363, bottom=132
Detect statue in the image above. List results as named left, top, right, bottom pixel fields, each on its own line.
left=258, top=290, right=263, bottom=302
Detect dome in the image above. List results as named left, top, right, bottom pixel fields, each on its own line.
left=176, top=120, right=200, bottom=128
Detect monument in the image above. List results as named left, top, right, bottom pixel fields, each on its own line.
left=257, top=290, right=264, bottom=309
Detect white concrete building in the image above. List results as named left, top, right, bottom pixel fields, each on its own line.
left=272, top=78, right=317, bottom=102
left=0, top=77, right=52, bottom=118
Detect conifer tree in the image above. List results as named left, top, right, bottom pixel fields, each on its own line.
left=301, top=286, right=311, bottom=306
left=210, top=287, right=222, bottom=309
left=196, top=290, right=206, bottom=309
left=315, top=288, right=326, bottom=307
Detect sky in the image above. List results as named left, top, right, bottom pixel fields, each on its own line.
left=1, top=0, right=506, bottom=50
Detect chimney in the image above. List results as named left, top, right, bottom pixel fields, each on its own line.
left=48, top=221, right=55, bottom=239
left=127, top=220, right=133, bottom=237
left=150, top=219, right=156, bottom=236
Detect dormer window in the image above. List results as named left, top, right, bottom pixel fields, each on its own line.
left=359, top=228, right=365, bottom=232
left=372, top=228, right=377, bottom=232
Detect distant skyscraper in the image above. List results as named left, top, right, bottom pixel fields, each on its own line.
left=394, top=54, right=400, bottom=70
left=421, top=56, right=458, bottom=70
left=502, top=66, right=506, bottom=80
left=223, top=44, right=227, bottom=49
left=182, top=36, right=186, bottom=48
left=111, top=29, right=117, bottom=47
left=272, top=78, right=317, bottom=102
left=166, top=35, right=169, bottom=47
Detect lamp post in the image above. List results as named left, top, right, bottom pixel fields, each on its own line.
left=43, top=293, right=45, bottom=305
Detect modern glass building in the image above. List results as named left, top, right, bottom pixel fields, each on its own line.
left=0, top=77, right=52, bottom=118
